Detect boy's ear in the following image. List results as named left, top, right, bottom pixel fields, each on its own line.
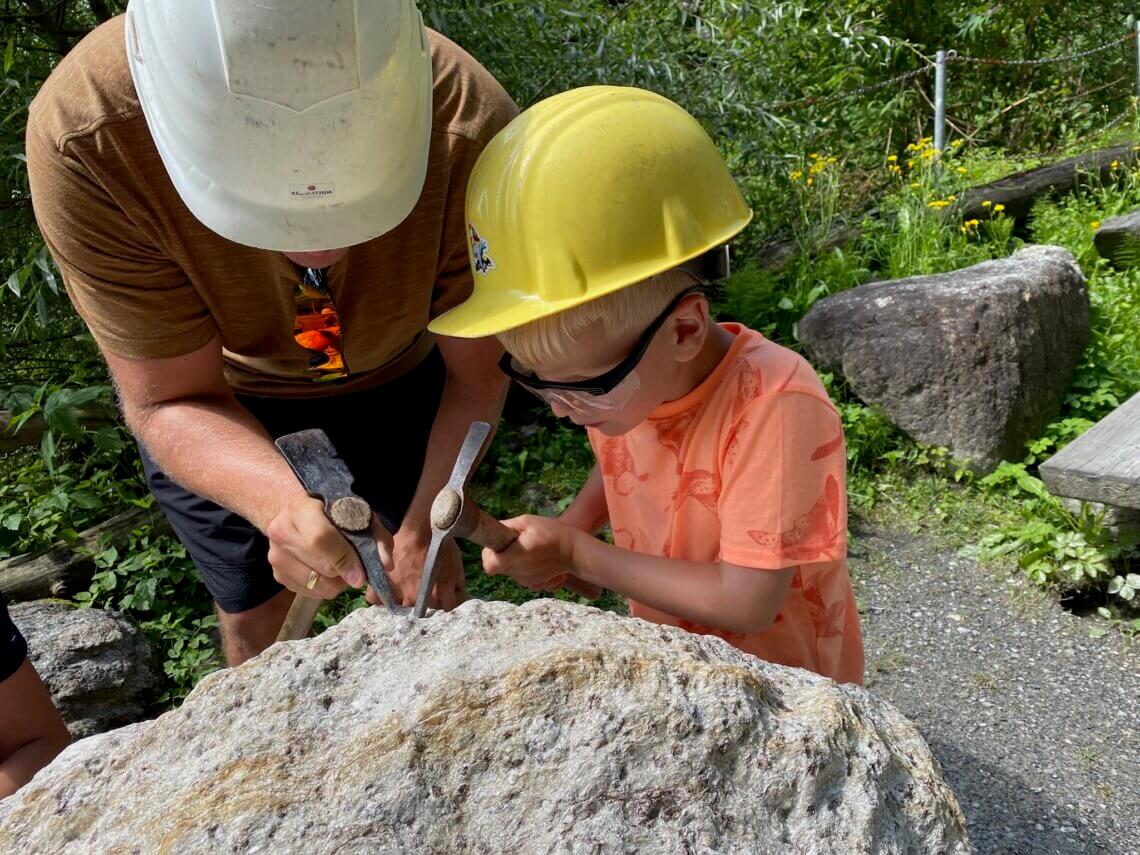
left=669, top=294, right=711, bottom=362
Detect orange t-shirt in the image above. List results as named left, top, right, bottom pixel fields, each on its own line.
left=587, top=324, right=864, bottom=685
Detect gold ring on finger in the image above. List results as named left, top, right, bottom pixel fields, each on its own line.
left=305, top=569, right=320, bottom=591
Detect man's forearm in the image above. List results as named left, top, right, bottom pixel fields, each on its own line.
left=127, top=393, right=305, bottom=533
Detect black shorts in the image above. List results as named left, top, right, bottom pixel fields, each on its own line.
left=139, top=348, right=446, bottom=614
left=1, top=596, right=28, bottom=683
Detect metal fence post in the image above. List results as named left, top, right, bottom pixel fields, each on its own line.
left=934, top=49, right=947, bottom=153
left=1135, top=21, right=1140, bottom=97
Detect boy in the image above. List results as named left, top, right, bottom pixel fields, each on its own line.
left=430, top=86, right=863, bottom=684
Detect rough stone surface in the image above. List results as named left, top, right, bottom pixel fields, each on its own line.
left=9, top=601, right=159, bottom=738
left=799, top=245, right=1090, bottom=472
left=0, top=600, right=968, bottom=854
left=1093, top=210, right=1140, bottom=266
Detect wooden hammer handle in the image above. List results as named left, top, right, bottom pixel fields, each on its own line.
left=276, top=595, right=322, bottom=642
left=561, top=576, right=604, bottom=600
left=455, top=501, right=518, bottom=552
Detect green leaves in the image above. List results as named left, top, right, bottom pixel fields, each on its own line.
left=83, top=523, right=220, bottom=703
left=42, top=384, right=108, bottom=440
left=1107, top=573, right=1140, bottom=601
left=978, top=461, right=1051, bottom=501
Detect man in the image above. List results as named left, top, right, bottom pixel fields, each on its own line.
left=26, top=0, right=514, bottom=664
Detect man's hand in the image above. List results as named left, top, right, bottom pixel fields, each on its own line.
left=481, top=515, right=583, bottom=592
left=378, top=525, right=466, bottom=609
left=266, top=493, right=393, bottom=599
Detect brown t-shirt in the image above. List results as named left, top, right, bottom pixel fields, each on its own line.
left=26, top=18, right=517, bottom=398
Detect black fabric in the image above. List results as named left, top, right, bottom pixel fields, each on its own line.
left=139, top=347, right=446, bottom=614
left=0, top=595, right=28, bottom=683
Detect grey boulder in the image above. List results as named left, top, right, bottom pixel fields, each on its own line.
left=0, top=599, right=968, bottom=854
left=9, top=601, right=159, bottom=738
left=799, top=244, right=1090, bottom=472
left=1093, top=210, right=1140, bottom=266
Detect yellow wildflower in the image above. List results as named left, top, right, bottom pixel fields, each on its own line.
left=887, top=154, right=898, bottom=163
left=993, top=203, right=1005, bottom=213
left=806, top=177, right=814, bottom=187
left=790, top=170, right=803, bottom=180
left=947, top=194, right=957, bottom=201
left=908, top=158, right=917, bottom=168
left=1111, top=160, right=1121, bottom=169
left=956, top=167, right=968, bottom=175
left=809, top=152, right=820, bottom=160
left=982, top=200, right=992, bottom=208
left=1091, top=220, right=1101, bottom=230
left=951, top=139, right=964, bottom=149
left=964, top=219, right=980, bottom=228
left=928, top=200, right=951, bottom=210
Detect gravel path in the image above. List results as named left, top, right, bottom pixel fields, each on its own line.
left=849, top=520, right=1139, bottom=855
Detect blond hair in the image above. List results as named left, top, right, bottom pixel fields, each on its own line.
left=497, top=267, right=700, bottom=368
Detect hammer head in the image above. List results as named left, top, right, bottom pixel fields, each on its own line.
left=274, top=429, right=394, bottom=610
left=275, top=429, right=355, bottom=501
left=413, top=420, right=493, bottom=617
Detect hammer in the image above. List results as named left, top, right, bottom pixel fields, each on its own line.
left=273, top=429, right=394, bottom=642
left=413, top=421, right=602, bottom=618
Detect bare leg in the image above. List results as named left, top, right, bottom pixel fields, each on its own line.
left=215, top=588, right=296, bottom=666
left=0, top=661, right=71, bottom=798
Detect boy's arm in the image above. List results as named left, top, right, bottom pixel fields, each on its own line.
left=574, top=536, right=794, bottom=634
left=483, top=516, right=793, bottom=634
left=558, top=464, right=609, bottom=533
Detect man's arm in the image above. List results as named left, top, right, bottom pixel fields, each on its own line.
left=384, top=334, right=509, bottom=608
left=104, top=334, right=373, bottom=599
left=482, top=515, right=794, bottom=635
left=0, top=660, right=70, bottom=798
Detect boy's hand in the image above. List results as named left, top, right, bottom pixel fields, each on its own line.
left=482, top=515, right=582, bottom=592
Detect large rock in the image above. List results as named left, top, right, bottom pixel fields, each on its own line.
left=0, top=600, right=968, bottom=854
left=799, top=245, right=1089, bottom=471
left=9, top=601, right=159, bottom=738
left=1093, top=210, right=1140, bottom=266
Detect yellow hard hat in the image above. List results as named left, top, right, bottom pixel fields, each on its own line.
left=428, top=86, right=753, bottom=338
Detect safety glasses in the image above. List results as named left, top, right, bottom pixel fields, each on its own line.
left=293, top=267, right=348, bottom=382
left=500, top=284, right=713, bottom=414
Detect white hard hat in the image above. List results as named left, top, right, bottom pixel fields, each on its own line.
left=125, top=0, right=433, bottom=251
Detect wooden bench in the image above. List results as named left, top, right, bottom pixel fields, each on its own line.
left=1040, top=392, right=1140, bottom=511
